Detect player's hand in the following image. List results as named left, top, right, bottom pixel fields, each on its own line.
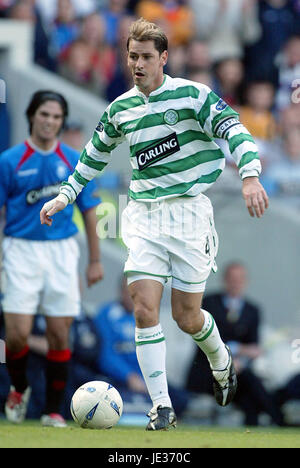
left=86, top=261, right=104, bottom=287
left=242, top=177, right=269, bottom=218
left=40, top=195, right=68, bottom=226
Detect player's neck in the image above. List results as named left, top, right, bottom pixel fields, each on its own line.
left=29, top=135, right=58, bottom=153
left=137, top=74, right=166, bottom=97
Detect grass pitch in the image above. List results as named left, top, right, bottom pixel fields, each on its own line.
left=1, top=420, right=300, bottom=448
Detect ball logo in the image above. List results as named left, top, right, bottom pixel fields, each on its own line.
left=110, top=400, right=120, bottom=416
left=164, top=109, right=179, bottom=125
left=86, top=387, right=96, bottom=393
left=85, top=403, right=99, bottom=420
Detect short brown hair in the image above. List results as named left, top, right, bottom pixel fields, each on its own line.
left=126, top=17, right=168, bottom=55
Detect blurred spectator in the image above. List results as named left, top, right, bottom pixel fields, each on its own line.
left=7, top=0, right=56, bottom=71
left=190, top=0, right=261, bottom=63
left=105, top=14, right=135, bottom=101
left=0, top=103, right=10, bottom=153
left=0, top=0, right=14, bottom=18
left=48, top=0, right=80, bottom=59
left=35, top=0, right=97, bottom=27
left=187, top=70, right=214, bottom=89
left=78, top=12, right=117, bottom=90
left=213, top=57, right=244, bottom=108
left=185, top=39, right=212, bottom=75
left=244, top=0, right=300, bottom=84
left=58, top=38, right=104, bottom=94
left=274, top=373, right=300, bottom=423
left=165, top=44, right=186, bottom=77
left=61, top=119, right=85, bottom=151
left=262, top=128, right=300, bottom=204
left=7, top=0, right=35, bottom=20
left=278, top=102, right=300, bottom=136
left=186, top=262, right=284, bottom=426
left=136, top=0, right=195, bottom=47
left=239, top=80, right=277, bottom=141
left=100, top=0, right=130, bottom=47
left=275, top=35, right=300, bottom=110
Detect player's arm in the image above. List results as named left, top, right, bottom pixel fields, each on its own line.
left=198, top=88, right=269, bottom=218
left=40, top=109, right=124, bottom=225
left=218, top=119, right=268, bottom=218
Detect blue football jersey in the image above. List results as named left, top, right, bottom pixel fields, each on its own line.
left=0, top=140, right=101, bottom=240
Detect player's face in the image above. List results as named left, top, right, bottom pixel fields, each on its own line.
left=31, top=100, right=64, bottom=143
left=224, top=265, right=247, bottom=297
left=127, top=39, right=168, bottom=95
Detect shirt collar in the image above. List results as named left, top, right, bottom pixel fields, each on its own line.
left=135, top=74, right=169, bottom=98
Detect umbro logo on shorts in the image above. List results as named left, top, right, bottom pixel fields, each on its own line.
left=136, top=132, right=180, bottom=171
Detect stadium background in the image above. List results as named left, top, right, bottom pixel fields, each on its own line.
left=0, top=0, right=300, bottom=426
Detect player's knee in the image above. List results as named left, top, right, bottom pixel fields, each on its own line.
left=134, top=301, right=158, bottom=328
left=46, top=323, right=71, bottom=350
left=6, top=331, right=28, bottom=353
left=173, top=308, right=200, bottom=334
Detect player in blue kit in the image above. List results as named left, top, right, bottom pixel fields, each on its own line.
left=0, top=91, right=103, bottom=427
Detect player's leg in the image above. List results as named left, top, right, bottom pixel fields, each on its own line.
left=128, top=276, right=177, bottom=430
left=41, top=316, right=73, bottom=427
left=1, top=238, right=44, bottom=423
left=171, top=288, right=228, bottom=368
left=171, top=285, right=237, bottom=406
left=40, top=237, right=80, bottom=427
left=169, top=194, right=237, bottom=406
left=122, top=200, right=176, bottom=429
left=4, top=313, right=34, bottom=423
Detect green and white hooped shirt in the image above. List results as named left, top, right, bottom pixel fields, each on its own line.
left=61, top=74, right=261, bottom=203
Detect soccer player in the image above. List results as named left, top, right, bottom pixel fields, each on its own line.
left=0, top=90, right=103, bottom=427
left=40, top=19, right=269, bottom=430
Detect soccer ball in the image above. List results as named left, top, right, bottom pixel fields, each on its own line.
left=70, top=381, right=123, bottom=429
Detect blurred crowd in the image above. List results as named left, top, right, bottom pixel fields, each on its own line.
left=1, top=0, right=300, bottom=204
left=1, top=0, right=300, bottom=428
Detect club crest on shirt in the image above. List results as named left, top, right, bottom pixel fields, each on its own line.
left=163, top=109, right=179, bottom=125
left=56, top=163, right=68, bottom=179
left=96, top=121, right=104, bottom=132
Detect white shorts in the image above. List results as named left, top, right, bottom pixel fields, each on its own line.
left=122, top=193, right=218, bottom=293
left=1, top=236, right=81, bottom=317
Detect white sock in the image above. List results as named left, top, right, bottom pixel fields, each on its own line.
left=135, top=324, right=172, bottom=408
left=191, top=309, right=229, bottom=370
